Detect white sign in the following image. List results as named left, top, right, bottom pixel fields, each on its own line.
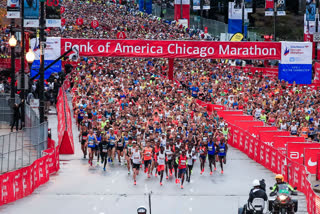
left=24, top=19, right=39, bottom=28
left=174, top=0, right=190, bottom=4
left=46, top=19, right=61, bottom=28
left=280, top=42, right=313, bottom=65
left=229, top=2, right=242, bottom=20
left=30, top=99, right=39, bottom=108
left=31, top=37, right=61, bottom=61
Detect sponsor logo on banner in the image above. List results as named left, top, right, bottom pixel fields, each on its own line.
left=2, top=176, right=9, bottom=203
left=287, top=142, right=320, bottom=165
left=279, top=41, right=313, bottom=84
left=304, top=148, right=320, bottom=174
left=276, top=0, right=286, bottom=16
left=7, top=0, right=20, bottom=18
left=314, top=62, right=320, bottom=83
left=24, top=19, right=39, bottom=27
left=46, top=19, right=61, bottom=27
left=265, top=0, right=274, bottom=16
left=61, top=39, right=281, bottom=60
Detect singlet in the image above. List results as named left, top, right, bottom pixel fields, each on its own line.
left=186, top=151, right=194, bottom=166
left=101, top=141, right=108, bottom=153
left=199, top=146, right=206, bottom=157
left=207, top=142, right=216, bottom=155
left=81, top=131, right=88, bottom=142
left=144, top=147, right=153, bottom=160
left=218, top=143, right=226, bottom=156
left=178, top=155, right=187, bottom=169
left=255, top=108, right=262, bottom=118
left=260, top=114, right=267, bottom=123
left=280, top=123, right=287, bottom=130
left=290, top=125, right=298, bottom=135
left=132, top=150, right=141, bottom=164
left=117, top=138, right=124, bottom=147
left=88, top=135, right=95, bottom=147
left=175, top=142, right=182, bottom=149
left=165, top=147, right=173, bottom=160
left=222, top=128, right=228, bottom=138
left=96, top=136, right=101, bottom=146
left=126, top=144, right=133, bottom=155
left=157, top=152, right=165, bottom=165
left=109, top=135, right=116, bottom=145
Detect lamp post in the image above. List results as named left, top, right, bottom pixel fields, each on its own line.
left=26, top=49, right=35, bottom=93
left=9, top=35, right=17, bottom=99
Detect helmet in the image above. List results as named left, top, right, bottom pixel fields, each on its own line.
left=275, top=174, right=284, bottom=182
left=252, top=179, right=260, bottom=187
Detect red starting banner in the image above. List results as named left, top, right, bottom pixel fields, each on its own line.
left=61, top=39, right=281, bottom=60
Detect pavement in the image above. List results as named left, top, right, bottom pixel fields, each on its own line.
left=0, top=96, right=308, bottom=214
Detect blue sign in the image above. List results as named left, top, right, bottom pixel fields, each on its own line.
left=279, top=64, right=312, bottom=84
left=228, top=19, right=247, bottom=38
left=139, top=0, right=152, bottom=14
left=24, top=0, right=39, bottom=19
left=31, top=60, right=62, bottom=80
left=306, top=3, right=316, bottom=21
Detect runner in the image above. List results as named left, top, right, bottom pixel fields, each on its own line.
left=131, top=144, right=142, bottom=185
left=95, top=130, right=102, bottom=166
left=207, top=138, right=217, bottom=175
left=217, top=138, right=228, bottom=174
left=178, top=150, right=187, bottom=189
left=116, top=131, right=125, bottom=165
left=186, top=145, right=196, bottom=182
left=87, top=129, right=97, bottom=166
left=99, top=135, right=109, bottom=171
left=165, top=143, right=174, bottom=179
left=107, top=128, right=117, bottom=164
left=156, top=146, right=166, bottom=186
left=199, top=143, right=207, bottom=175
left=125, top=137, right=134, bottom=174
left=173, top=148, right=180, bottom=183
left=79, top=125, right=88, bottom=159
left=142, top=141, right=153, bottom=178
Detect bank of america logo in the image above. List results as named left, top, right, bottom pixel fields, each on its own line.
left=284, top=47, right=290, bottom=56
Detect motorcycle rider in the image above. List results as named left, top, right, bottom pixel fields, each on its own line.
left=269, top=174, right=297, bottom=214
left=242, top=179, right=268, bottom=214
left=270, top=174, right=297, bottom=196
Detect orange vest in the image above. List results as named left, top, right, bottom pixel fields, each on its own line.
left=144, top=147, right=152, bottom=160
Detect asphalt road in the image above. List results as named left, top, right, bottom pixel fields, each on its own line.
left=0, top=102, right=308, bottom=214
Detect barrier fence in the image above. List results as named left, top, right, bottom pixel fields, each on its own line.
left=0, top=94, right=21, bottom=129
left=56, top=76, right=74, bottom=154
left=0, top=138, right=60, bottom=206
left=195, top=100, right=320, bottom=213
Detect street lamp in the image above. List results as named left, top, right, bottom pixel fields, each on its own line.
left=26, top=49, right=35, bottom=65
left=9, top=35, right=17, bottom=99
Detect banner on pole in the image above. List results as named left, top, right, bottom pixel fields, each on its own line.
left=31, top=37, right=61, bottom=79
left=24, top=0, right=40, bottom=27
left=265, top=0, right=274, bottom=16
left=7, top=0, right=20, bottom=18
left=276, top=0, right=286, bottom=16
left=306, top=2, right=316, bottom=21
left=279, top=42, right=313, bottom=84
left=46, top=0, right=61, bottom=27
left=193, top=0, right=210, bottom=10
left=314, top=62, right=320, bottom=83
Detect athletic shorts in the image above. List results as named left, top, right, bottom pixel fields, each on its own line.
left=78, top=118, right=83, bottom=124
left=219, top=155, right=226, bottom=163
left=117, top=146, right=124, bottom=152
left=100, top=152, right=108, bottom=159
left=144, top=160, right=152, bottom=167
left=108, top=145, right=115, bottom=150
left=157, top=165, right=165, bottom=172
left=93, top=145, right=99, bottom=151
left=166, top=159, right=173, bottom=165
left=81, top=140, right=86, bottom=145
left=208, top=154, right=215, bottom=161
left=133, top=163, right=141, bottom=170
left=200, top=155, right=206, bottom=160
left=178, top=168, right=186, bottom=177
left=88, top=145, right=95, bottom=149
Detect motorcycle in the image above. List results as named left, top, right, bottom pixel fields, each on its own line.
left=268, top=184, right=298, bottom=214
left=238, top=198, right=266, bottom=214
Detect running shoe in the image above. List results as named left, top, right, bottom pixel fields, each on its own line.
left=214, top=167, right=217, bottom=171
left=181, top=185, right=184, bottom=189
left=88, top=160, right=90, bottom=164
left=147, top=174, right=151, bottom=178
left=108, top=158, right=111, bottom=163
left=103, top=167, right=106, bottom=171
left=128, top=171, right=130, bottom=175
left=144, top=169, right=147, bottom=173
left=210, top=171, right=213, bottom=175
left=166, top=176, right=169, bottom=179
left=177, top=179, right=180, bottom=184
left=90, top=161, right=93, bottom=166
left=134, top=181, right=136, bottom=185
left=221, top=170, right=224, bottom=174
left=175, top=178, right=178, bottom=184
left=155, top=173, right=157, bottom=177
left=101, top=160, right=103, bottom=164
left=96, top=162, right=100, bottom=166
left=160, top=182, right=163, bottom=186
left=84, top=154, right=86, bottom=159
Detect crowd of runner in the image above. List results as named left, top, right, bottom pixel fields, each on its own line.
left=71, top=58, right=228, bottom=188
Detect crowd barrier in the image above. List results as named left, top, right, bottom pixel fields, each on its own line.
left=57, top=79, right=74, bottom=154
left=197, top=104, right=320, bottom=213
left=230, top=65, right=278, bottom=79
left=0, top=138, right=59, bottom=206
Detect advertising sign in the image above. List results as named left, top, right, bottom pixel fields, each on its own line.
left=46, top=0, right=61, bottom=27
left=24, top=0, right=39, bottom=27
left=7, top=0, right=20, bottom=18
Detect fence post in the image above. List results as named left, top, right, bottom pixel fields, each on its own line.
left=14, top=131, right=17, bottom=169
left=8, top=133, right=11, bottom=172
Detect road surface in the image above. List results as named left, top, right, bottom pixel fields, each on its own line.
left=0, top=100, right=308, bottom=214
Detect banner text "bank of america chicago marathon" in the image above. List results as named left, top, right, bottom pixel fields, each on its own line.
left=61, top=39, right=282, bottom=60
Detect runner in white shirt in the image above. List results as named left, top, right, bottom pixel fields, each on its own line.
left=156, top=146, right=166, bottom=186
left=131, top=144, right=142, bottom=185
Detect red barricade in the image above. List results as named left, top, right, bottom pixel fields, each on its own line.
left=57, top=86, right=74, bottom=154
left=0, top=138, right=60, bottom=206
left=247, top=126, right=277, bottom=138
left=233, top=121, right=264, bottom=131
left=287, top=142, right=320, bottom=165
